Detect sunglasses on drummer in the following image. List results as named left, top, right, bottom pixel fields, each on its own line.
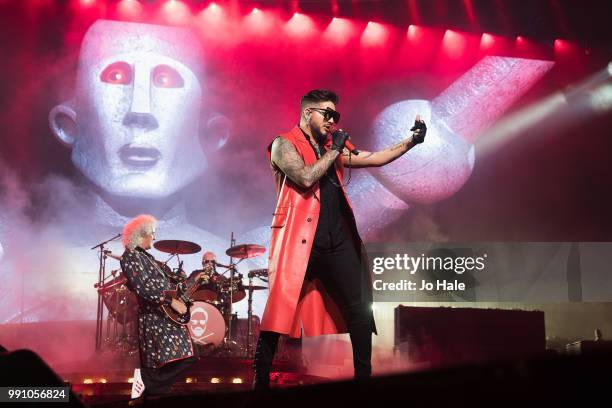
left=309, top=107, right=341, bottom=124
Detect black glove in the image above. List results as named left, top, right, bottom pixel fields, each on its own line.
left=331, top=128, right=350, bottom=152
left=410, top=119, right=427, bottom=144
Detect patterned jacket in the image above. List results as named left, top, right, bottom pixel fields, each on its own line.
left=121, top=247, right=193, bottom=368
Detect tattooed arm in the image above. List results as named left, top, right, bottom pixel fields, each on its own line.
left=343, top=115, right=425, bottom=169
left=270, top=137, right=339, bottom=189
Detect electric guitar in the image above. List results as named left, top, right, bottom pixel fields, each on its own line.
left=161, top=266, right=212, bottom=325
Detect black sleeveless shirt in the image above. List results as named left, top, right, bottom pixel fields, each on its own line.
left=301, top=128, right=352, bottom=248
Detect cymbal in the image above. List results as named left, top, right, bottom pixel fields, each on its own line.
left=225, top=244, right=266, bottom=259
left=154, top=239, right=201, bottom=255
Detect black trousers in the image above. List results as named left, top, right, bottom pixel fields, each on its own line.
left=141, top=356, right=197, bottom=395
left=254, top=227, right=373, bottom=382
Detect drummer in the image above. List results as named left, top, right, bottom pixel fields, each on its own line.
left=192, top=251, right=223, bottom=283
left=202, top=251, right=217, bottom=270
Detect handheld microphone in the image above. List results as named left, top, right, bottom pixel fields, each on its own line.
left=214, top=261, right=232, bottom=269
left=330, top=126, right=360, bottom=155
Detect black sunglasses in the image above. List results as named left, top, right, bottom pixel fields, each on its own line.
left=310, top=107, right=341, bottom=124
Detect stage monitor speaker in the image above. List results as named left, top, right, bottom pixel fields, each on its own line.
left=0, top=349, right=85, bottom=407
left=394, top=305, right=546, bottom=366
left=566, top=340, right=612, bottom=355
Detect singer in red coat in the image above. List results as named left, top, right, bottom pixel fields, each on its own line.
left=261, top=124, right=364, bottom=338
left=253, top=89, right=427, bottom=387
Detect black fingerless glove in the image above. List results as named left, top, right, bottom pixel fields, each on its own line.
left=410, top=120, right=427, bottom=144
left=331, top=128, right=350, bottom=152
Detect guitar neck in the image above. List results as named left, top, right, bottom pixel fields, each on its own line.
left=182, top=283, right=199, bottom=300
left=179, top=269, right=210, bottom=301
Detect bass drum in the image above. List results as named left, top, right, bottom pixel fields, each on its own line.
left=187, top=301, right=226, bottom=347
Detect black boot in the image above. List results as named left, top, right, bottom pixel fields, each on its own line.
left=347, top=304, right=373, bottom=381
left=252, top=331, right=279, bottom=390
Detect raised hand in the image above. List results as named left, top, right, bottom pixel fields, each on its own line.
left=410, top=115, right=427, bottom=144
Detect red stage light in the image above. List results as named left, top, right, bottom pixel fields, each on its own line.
left=480, top=33, right=494, bottom=48
left=513, top=35, right=548, bottom=59
left=198, top=1, right=223, bottom=21
left=361, top=21, right=389, bottom=47
left=442, top=29, right=468, bottom=59
left=117, top=0, right=142, bottom=20
left=285, top=12, right=317, bottom=39
left=553, top=38, right=580, bottom=59
left=554, top=38, right=565, bottom=50
left=79, top=0, right=95, bottom=6
left=407, top=24, right=423, bottom=42
left=195, top=0, right=226, bottom=36
left=323, top=17, right=356, bottom=46
left=160, top=0, right=192, bottom=25
left=242, top=6, right=276, bottom=36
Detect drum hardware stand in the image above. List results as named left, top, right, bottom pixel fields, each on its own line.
left=91, top=233, right=121, bottom=352
left=214, top=232, right=244, bottom=357
left=103, top=269, right=119, bottom=352
left=245, top=268, right=269, bottom=357
left=246, top=272, right=255, bottom=358
left=227, top=232, right=236, bottom=343
left=98, top=268, right=137, bottom=355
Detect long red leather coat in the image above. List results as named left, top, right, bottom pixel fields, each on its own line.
left=260, top=126, right=376, bottom=338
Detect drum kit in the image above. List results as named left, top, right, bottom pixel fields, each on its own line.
left=93, top=235, right=268, bottom=358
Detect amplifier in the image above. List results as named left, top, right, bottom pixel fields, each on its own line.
left=394, top=305, right=546, bottom=366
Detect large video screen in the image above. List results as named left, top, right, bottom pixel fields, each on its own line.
left=0, top=2, right=610, bottom=332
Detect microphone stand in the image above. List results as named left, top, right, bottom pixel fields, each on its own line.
left=91, top=233, right=121, bottom=352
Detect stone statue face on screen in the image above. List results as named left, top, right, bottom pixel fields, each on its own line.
left=49, top=20, right=208, bottom=198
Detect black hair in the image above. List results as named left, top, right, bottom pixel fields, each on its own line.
left=300, top=89, right=339, bottom=110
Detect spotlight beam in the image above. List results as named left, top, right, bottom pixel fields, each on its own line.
left=476, top=62, right=612, bottom=158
